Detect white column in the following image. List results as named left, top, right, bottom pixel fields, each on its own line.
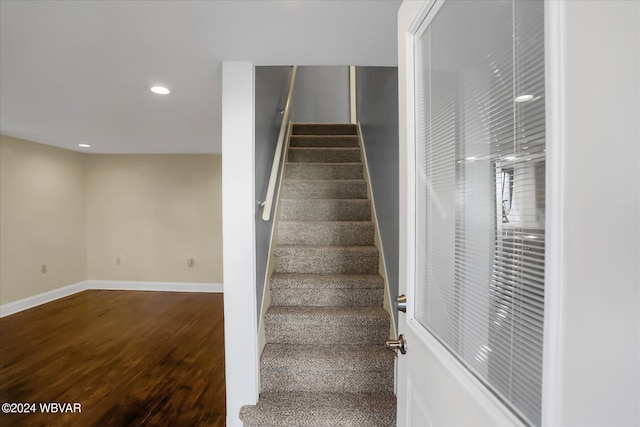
left=221, top=61, right=259, bottom=426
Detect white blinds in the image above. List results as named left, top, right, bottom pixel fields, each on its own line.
left=414, top=1, right=545, bottom=425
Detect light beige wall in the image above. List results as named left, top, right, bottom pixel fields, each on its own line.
left=86, top=154, right=222, bottom=284
left=1, top=137, right=223, bottom=306
left=0, top=135, right=87, bottom=305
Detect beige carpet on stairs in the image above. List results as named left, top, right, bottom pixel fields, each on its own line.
left=240, top=123, right=396, bottom=427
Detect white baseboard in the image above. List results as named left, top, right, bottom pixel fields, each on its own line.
left=85, top=280, right=224, bottom=293
left=0, top=281, right=88, bottom=318
left=1, top=280, right=223, bottom=318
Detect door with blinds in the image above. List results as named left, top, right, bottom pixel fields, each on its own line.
left=397, top=0, right=545, bottom=426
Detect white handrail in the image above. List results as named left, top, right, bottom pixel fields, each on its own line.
left=262, top=65, right=297, bottom=221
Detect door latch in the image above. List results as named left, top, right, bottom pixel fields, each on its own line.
left=396, top=294, right=407, bottom=313
left=386, top=334, right=407, bottom=355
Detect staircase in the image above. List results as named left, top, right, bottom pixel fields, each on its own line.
left=240, top=124, right=396, bottom=427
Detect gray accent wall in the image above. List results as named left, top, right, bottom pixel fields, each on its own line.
left=356, top=67, right=399, bottom=329
left=255, top=66, right=292, bottom=317
left=294, top=66, right=350, bottom=123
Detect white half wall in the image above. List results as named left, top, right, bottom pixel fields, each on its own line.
left=221, top=61, right=259, bottom=426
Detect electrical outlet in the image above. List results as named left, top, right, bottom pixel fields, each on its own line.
left=41, top=264, right=47, bottom=274
left=187, top=259, right=194, bottom=268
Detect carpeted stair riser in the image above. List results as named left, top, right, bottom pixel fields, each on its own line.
left=279, top=199, right=371, bottom=221
left=288, top=147, right=361, bottom=163
left=273, top=246, right=378, bottom=274
left=260, top=345, right=393, bottom=393
left=277, top=221, right=374, bottom=246
left=285, top=163, right=363, bottom=180
left=290, top=135, right=360, bottom=147
left=270, top=273, right=383, bottom=307
left=292, top=123, right=358, bottom=135
left=264, top=307, right=389, bottom=345
left=239, top=392, right=396, bottom=427
left=281, top=180, right=367, bottom=199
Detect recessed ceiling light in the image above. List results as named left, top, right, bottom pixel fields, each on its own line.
left=150, top=86, right=170, bottom=95
left=78, top=143, right=91, bottom=148
left=515, top=94, right=534, bottom=103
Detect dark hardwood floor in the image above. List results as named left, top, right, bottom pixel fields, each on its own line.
left=0, top=290, right=225, bottom=426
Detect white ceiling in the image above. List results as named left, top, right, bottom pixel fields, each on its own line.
left=0, top=0, right=400, bottom=154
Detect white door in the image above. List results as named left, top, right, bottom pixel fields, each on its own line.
left=396, top=1, right=546, bottom=426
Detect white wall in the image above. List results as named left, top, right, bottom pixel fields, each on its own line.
left=547, top=1, right=640, bottom=425
left=221, top=62, right=259, bottom=426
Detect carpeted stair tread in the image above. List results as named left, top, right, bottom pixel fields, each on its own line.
left=261, top=344, right=393, bottom=370
left=270, top=273, right=384, bottom=307
left=264, top=306, right=390, bottom=345
left=279, top=199, right=371, bottom=221
left=285, top=162, right=363, bottom=180
left=281, top=179, right=367, bottom=199
left=260, top=345, right=394, bottom=393
left=240, top=392, right=396, bottom=427
left=292, top=123, right=358, bottom=135
left=290, top=135, right=360, bottom=147
left=288, top=147, right=361, bottom=163
left=265, top=306, right=389, bottom=326
left=264, top=306, right=389, bottom=346
left=277, top=221, right=374, bottom=246
left=273, top=245, right=379, bottom=274
left=270, top=273, right=384, bottom=290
